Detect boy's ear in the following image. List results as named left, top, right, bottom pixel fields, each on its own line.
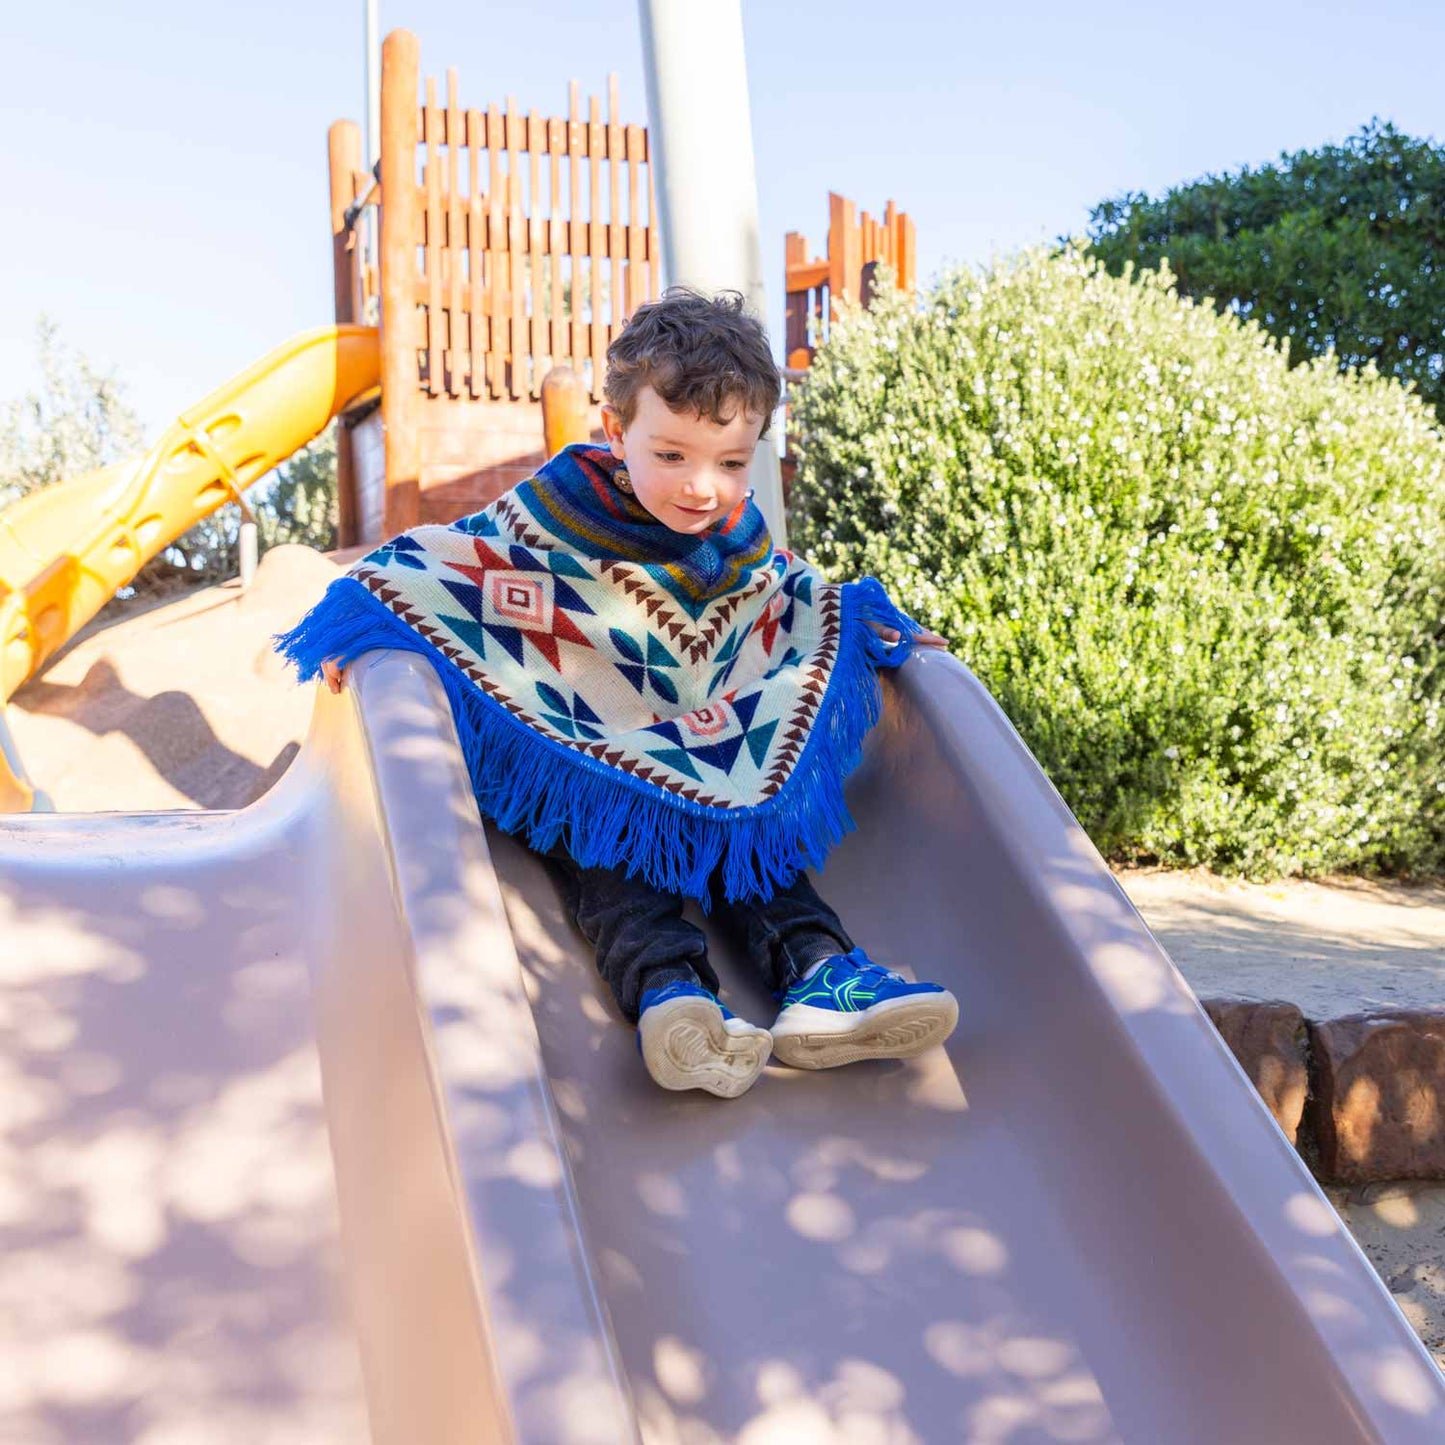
left=600, top=403, right=625, bottom=457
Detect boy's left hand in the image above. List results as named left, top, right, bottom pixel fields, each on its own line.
left=869, top=621, right=950, bottom=651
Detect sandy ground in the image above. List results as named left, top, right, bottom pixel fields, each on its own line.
left=8, top=547, right=1445, bottom=1374
left=1119, top=866, right=1445, bottom=1017
left=8, top=546, right=335, bottom=812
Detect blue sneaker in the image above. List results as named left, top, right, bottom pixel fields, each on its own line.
left=637, top=980, right=772, bottom=1098
left=770, top=948, right=958, bottom=1069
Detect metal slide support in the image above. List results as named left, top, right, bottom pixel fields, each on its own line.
left=637, top=0, right=787, bottom=544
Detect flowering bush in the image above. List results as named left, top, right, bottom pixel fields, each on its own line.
left=788, top=248, right=1445, bottom=877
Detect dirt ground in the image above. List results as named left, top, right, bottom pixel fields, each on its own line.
left=1119, top=866, right=1445, bottom=1017
left=1118, top=868, right=1445, bottom=1372
left=8, top=546, right=1445, bottom=1374
left=7, top=546, right=331, bottom=812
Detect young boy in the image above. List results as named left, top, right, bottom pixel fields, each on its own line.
left=287, top=287, right=958, bottom=1099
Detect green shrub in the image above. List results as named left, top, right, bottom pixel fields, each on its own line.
left=788, top=248, right=1445, bottom=878
left=1086, top=120, right=1445, bottom=416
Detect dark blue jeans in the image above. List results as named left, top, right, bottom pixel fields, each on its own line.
left=544, top=848, right=855, bottom=1023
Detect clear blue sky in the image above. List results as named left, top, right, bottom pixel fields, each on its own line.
left=3, top=0, right=1441, bottom=436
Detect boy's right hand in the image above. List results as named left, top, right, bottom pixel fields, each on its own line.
left=321, top=657, right=347, bottom=694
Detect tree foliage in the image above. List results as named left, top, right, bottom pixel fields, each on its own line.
left=1086, top=121, right=1445, bottom=413
left=0, top=318, right=337, bottom=590
left=138, top=424, right=339, bottom=589
left=0, top=318, right=143, bottom=507
left=788, top=249, right=1445, bottom=879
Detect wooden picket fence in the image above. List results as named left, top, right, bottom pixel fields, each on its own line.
left=784, top=192, right=916, bottom=369
left=393, top=56, right=660, bottom=405
left=329, top=30, right=664, bottom=538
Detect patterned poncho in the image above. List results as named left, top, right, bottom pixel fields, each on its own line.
left=275, top=443, right=921, bottom=904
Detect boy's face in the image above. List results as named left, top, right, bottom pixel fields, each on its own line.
left=601, top=385, right=764, bottom=536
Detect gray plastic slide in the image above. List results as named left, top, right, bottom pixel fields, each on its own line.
left=4, top=648, right=1444, bottom=1443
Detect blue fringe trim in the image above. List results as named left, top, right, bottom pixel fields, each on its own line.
left=273, top=573, right=922, bottom=908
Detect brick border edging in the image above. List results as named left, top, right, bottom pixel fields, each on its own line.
left=1202, top=999, right=1445, bottom=1184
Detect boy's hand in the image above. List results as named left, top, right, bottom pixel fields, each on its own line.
left=321, top=657, right=347, bottom=693
left=869, top=621, right=950, bottom=651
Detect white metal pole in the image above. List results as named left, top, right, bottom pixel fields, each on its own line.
left=637, top=0, right=787, bottom=543
left=238, top=519, right=258, bottom=591
left=364, top=0, right=381, bottom=168
left=363, top=0, right=381, bottom=302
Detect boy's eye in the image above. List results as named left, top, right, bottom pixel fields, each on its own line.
left=655, top=451, right=683, bottom=462
left=723, top=460, right=747, bottom=470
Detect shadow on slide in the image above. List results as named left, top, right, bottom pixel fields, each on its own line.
left=2, top=647, right=1442, bottom=1443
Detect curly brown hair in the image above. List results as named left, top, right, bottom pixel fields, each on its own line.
left=604, top=286, right=782, bottom=437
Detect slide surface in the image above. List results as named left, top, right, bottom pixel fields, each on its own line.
left=0, top=324, right=380, bottom=804
left=3, top=648, right=1443, bottom=1444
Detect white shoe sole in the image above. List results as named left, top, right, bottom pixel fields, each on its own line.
left=770, top=991, right=959, bottom=1070
left=639, top=996, right=772, bottom=1098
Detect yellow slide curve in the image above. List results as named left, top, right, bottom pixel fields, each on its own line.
left=0, top=324, right=380, bottom=809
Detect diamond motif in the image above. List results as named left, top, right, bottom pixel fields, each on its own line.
left=485, top=572, right=553, bottom=630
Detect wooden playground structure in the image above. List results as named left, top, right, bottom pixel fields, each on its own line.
left=327, top=31, right=664, bottom=545
left=326, top=29, right=917, bottom=549
left=784, top=192, right=916, bottom=371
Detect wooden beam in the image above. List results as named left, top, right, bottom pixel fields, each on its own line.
left=784, top=259, right=829, bottom=291
left=328, top=119, right=363, bottom=547
left=380, top=28, right=422, bottom=535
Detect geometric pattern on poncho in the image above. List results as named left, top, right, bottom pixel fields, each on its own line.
left=350, top=449, right=845, bottom=809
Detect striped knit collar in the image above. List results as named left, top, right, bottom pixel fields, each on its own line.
left=512, top=443, right=774, bottom=602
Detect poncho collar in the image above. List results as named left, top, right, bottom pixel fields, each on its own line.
left=512, top=443, right=773, bottom=605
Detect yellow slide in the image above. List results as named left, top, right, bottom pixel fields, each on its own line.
left=0, top=324, right=380, bottom=809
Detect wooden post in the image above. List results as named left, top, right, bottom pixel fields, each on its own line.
left=380, top=28, right=422, bottom=536
left=606, top=73, right=623, bottom=347
left=541, top=366, right=590, bottom=456
left=507, top=96, right=525, bottom=400
left=828, top=191, right=861, bottom=315
left=529, top=107, right=546, bottom=389
left=487, top=101, right=507, bottom=398
left=549, top=115, right=567, bottom=366
left=897, top=211, right=917, bottom=293
left=423, top=76, right=443, bottom=397
left=445, top=69, right=464, bottom=399
left=466, top=105, right=485, bottom=399
left=587, top=90, right=605, bottom=400
left=328, top=119, right=363, bottom=547
left=783, top=231, right=809, bottom=368
left=569, top=82, right=586, bottom=381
